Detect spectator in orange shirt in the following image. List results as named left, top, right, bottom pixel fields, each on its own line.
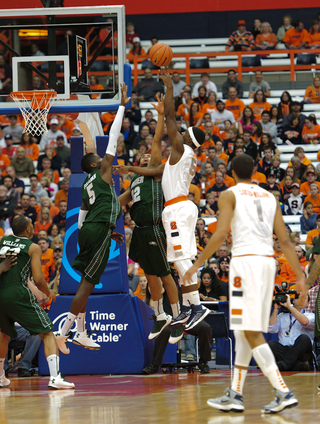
left=218, top=256, right=229, bottom=283
left=249, top=90, right=271, bottom=121
left=20, top=132, right=39, bottom=161
left=283, top=19, right=309, bottom=49
left=216, top=162, right=235, bottom=187
left=224, top=87, right=245, bottom=121
left=38, top=196, right=59, bottom=221
left=89, top=75, right=104, bottom=100
left=288, top=147, right=312, bottom=168
left=195, top=147, right=207, bottom=172
left=273, top=235, right=287, bottom=265
left=202, top=91, right=217, bottom=117
left=185, top=102, right=203, bottom=127
left=302, top=115, right=320, bottom=143
left=99, top=18, right=118, bottom=54
left=300, top=169, right=320, bottom=196
left=54, top=179, right=69, bottom=207
left=38, top=237, right=55, bottom=282
left=251, top=161, right=267, bottom=186
left=304, top=76, right=320, bottom=104
left=304, top=184, right=320, bottom=214
left=306, top=214, right=320, bottom=250
left=203, top=162, right=216, bottom=190
left=161, top=145, right=172, bottom=164
left=215, top=140, right=228, bottom=165
left=308, top=20, right=320, bottom=48
left=176, top=90, right=194, bottom=120
left=34, top=207, right=52, bottom=236
left=188, top=185, right=201, bottom=205
left=193, top=85, right=208, bottom=112
left=127, top=37, right=147, bottom=63
left=255, top=22, right=277, bottom=51
left=101, top=110, right=116, bottom=133
left=200, top=117, right=220, bottom=138
left=37, top=158, right=60, bottom=184
left=0, top=146, right=10, bottom=177
left=280, top=245, right=309, bottom=283
left=133, top=275, right=147, bottom=300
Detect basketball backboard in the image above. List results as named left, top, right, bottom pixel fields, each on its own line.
left=0, top=5, right=131, bottom=115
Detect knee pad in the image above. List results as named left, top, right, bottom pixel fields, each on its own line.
left=234, top=330, right=252, bottom=368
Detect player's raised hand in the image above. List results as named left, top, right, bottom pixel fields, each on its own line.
left=112, top=165, right=130, bottom=175
left=151, top=94, right=164, bottom=115
left=111, top=231, right=124, bottom=245
left=182, top=264, right=198, bottom=285
left=120, top=83, right=131, bottom=106
left=159, top=69, right=173, bottom=88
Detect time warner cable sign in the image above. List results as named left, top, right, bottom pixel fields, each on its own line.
left=39, top=294, right=154, bottom=374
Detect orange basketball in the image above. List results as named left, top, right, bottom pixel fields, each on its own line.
left=149, top=43, right=173, bottom=67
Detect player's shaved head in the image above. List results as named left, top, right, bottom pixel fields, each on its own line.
left=12, top=215, right=30, bottom=236
left=232, top=154, right=254, bottom=180
left=81, top=153, right=100, bottom=173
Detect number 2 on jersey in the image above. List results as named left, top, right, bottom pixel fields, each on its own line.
left=132, top=186, right=141, bottom=202
left=86, top=182, right=95, bottom=205
left=254, top=199, right=264, bottom=222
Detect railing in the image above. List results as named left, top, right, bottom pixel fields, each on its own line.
left=131, top=48, right=320, bottom=86
left=0, top=25, right=12, bottom=61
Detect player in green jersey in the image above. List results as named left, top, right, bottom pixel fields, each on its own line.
left=0, top=215, right=74, bottom=389
left=116, top=95, right=183, bottom=344
left=54, top=84, right=129, bottom=355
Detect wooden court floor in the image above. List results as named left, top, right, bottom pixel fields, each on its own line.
left=1, top=369, right=319, bottom=424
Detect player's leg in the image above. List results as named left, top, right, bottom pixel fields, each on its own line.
left=171, top=259, right=209, bottom=330
left=39, top=331, right=74, bottom=389
left=145, top=274, right=172, bottom=340
left=0, top=332, right=10, bottom=387
left=207, top=330, right=249, bottom=411
left=160, top=273, right=183, bottom=344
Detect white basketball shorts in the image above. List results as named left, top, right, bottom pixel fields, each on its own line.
left=229, top=256, right=275, bottom=333
left=162, top=200, right=198, bottom=262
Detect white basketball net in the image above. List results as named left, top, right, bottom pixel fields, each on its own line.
left=10, top=90, right=57, bottom=137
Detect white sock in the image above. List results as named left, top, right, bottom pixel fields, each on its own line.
left=47, top=354, right=59, bottom=378
left=153, top=298, right=164, bottom=316
left=76, top=312, right=86, bottom=333
left=252, top=344, right=289, bottom=393
left=61, top=312, right=77, bottom=336
left=0, top=358, right=4, bottom=375
left=182, top=293, right=191, bottom=307
left=231, top=367, right=247, bottom=395
left=189, top=290, right=201, bottom=305
left=171, top=302, right=180, bottom=318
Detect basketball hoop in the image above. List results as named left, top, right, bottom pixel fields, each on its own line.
left=10, top=90, right=57, bottom=137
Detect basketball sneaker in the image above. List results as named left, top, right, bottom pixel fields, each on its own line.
left=53, top=331, right=71, bottom=355
left=0, top=372, right=10, bottom=388
left=261, top=389, right=298, bottom=414
left=184, top=304, right=210, bottom=330
left=148, top=313, right=172, bottom=340
left=48, top=372, right=75, bottom=390
left=169, top=328, right=184, bottom=344
left=169, top=305, right=192, bottom=329
left=72, top=329, right=101, bottom=350
left=207, top=388, right=245, bottom=412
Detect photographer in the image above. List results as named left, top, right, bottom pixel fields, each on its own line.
left=268, top=294, right=315, bottom=371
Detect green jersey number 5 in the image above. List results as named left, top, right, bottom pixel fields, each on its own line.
left=86, top=183, right=96, bottom=205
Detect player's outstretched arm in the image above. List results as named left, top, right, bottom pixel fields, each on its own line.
left=305, top=254, right=320, bottom=289
left=119, top=188, right=132, bottom=207
left=159, top=70, right=184, bottom=159
left=183, top=190, right=235, bottom=284
left=273, top=203, right=306, bottom=304
left=100, top=83, right=131, bottom=182
left=149, top=94, right=164, bottom=167
left=113, top=163, right=165, bottom=177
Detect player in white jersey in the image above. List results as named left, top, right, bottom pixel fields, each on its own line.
left=159, top=69, right=210, bottom=330
left=114, top=70, right=210, bottom=331
left=183, top=154, right=305, bottom=414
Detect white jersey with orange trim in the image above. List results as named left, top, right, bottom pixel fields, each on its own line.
left=162, top=144, right=196, bottom=202
left=229, top=183, right=277, bottom=257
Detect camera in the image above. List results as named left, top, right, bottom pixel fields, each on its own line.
left=274, top=282, right=297, bottom=313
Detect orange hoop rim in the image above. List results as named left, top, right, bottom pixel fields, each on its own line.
left=10, top=90, right=57, bottom=101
